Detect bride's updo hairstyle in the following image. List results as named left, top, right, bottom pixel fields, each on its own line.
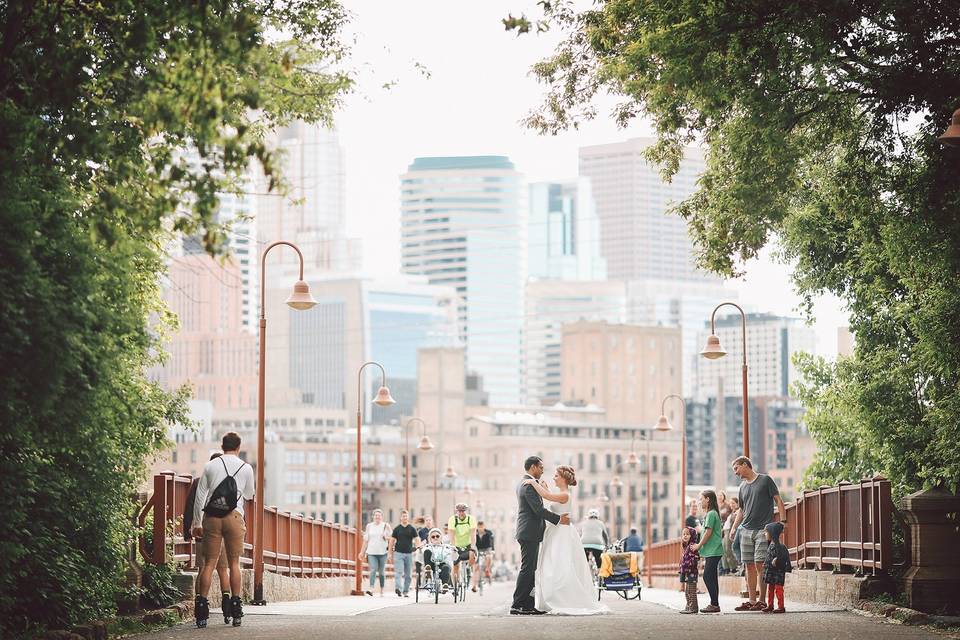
left=556, top=465, right=577, bottom=487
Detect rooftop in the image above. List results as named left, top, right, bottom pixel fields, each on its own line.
left=408, top=156, right=515, bottom=171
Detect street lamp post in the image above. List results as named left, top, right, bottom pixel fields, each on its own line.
left=439, top=454, right=456, bottom=521
left=403, top=418, right=426, bottom=512
left=655, top=394, right=687, bottom=524
left=353, top=362, right=395, bottom=596
left=609, top=475, right=623, bottom=540
left=416, top=429, right=435, bottom=520
left=701, top=302, right=751, bottom=458
left=253, top=241, right=317, bottom=605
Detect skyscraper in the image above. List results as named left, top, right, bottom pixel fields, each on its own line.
left=400, top=156, right=526, bottom=405
left=527, top=178, right=606, bottom=281
left=253, top=122, right=361, bottom=285
left=578, top=138, right=715, bottom=284
left=523, top=280, right=627, bottom=405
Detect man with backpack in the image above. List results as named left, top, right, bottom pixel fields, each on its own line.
left=184, top=452, right=232, bottom=624
left=191, top=432, right=255, bottom=628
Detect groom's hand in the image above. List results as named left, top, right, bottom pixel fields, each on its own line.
left=559, top=513, right=570, bottom=525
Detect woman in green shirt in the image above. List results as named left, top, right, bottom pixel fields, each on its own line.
left=691, top=490, right=724, bottom=612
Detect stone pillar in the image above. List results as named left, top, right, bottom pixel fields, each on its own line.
left=900, top=487, right=960, bottom=614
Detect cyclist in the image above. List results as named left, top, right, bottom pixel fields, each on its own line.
left=475, top=520, right=495, bottom=589
left=447, top=503, right=477, bottom=591
left=421, top=528, right=455, bottom=590
left=580, top=508, right=609, bottom=571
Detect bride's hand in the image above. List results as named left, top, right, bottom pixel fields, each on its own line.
left=523, top=479, right=536, bottom=486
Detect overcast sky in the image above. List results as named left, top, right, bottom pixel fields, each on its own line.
left=334, top=0, right=847, bottom=357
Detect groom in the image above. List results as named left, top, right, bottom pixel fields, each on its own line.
left=511, top=455, right=570, bottom=615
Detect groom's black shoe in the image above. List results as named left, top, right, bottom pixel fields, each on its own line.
left=527, top=609, right=547, bottom=615
left=509, top=607, right=527, bottom=615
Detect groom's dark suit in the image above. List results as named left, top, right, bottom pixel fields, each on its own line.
left=512, top=473, right=562, bottom=611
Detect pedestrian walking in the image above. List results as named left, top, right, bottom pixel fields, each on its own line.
left=359, top=509, right=391, bottom=596
left=729, top=456, right=786, bottom=611
left=691, top=490, right=724, bottom=613
left=762, top=522, right=791, bottom=613
left=190, top=432, right=254, bottom=628
left=678, top=526, right=700, bottom=614
left=390, top=509, right=420, bottom=597
left=184, top=452, right=232, bottom=623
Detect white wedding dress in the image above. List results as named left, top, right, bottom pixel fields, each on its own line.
left=535, top=495, right=609, bottom=615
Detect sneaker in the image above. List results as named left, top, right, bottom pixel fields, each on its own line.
left=734, top=601, right=756, bottom=611
left=679, top=608, right=697, bottom=614
left=396, top=589, right=402, bottom=597
left=700, top=605, right=721, bottom=613
left=471, top=586, right=477, bottom=593
left=403, top=592, right=410, bottom=598
left=365, top=590, right=374, bottom=596
left=752, top=602, right=768, bottom=611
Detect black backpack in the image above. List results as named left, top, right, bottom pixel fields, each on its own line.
left=203, top=458, right=246, bottom=518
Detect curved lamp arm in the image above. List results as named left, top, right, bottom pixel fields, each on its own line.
left=260, top=240, right=306, bottom=317
left=708, top=301, right=747, bottom=366
left=357, top=361, right=388, bottom=411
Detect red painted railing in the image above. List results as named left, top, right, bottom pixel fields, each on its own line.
left=139, top=471, right=360, bottom=579
left=645, top=476, right=893, bottom=577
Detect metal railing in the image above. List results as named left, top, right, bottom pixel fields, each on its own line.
left=139, top=471, right=360, bottom=579
left=644, top=476, right=893, bottom=578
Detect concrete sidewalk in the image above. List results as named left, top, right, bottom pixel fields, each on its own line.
left=241, top=593, right=416, bottom=617
left=641, top=586, right=845, bottom=614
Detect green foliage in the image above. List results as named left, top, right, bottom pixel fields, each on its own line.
left=0, top=1, right=351, bottom=636
left=515, top=1, right=960, bottom=494
left=140, top=564, right=182, bottom=610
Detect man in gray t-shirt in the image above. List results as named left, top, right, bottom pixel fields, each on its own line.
left=730, top=456, right=786, bottom=611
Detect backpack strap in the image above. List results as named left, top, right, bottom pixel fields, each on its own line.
left=229, top=461, right=246, bottom=477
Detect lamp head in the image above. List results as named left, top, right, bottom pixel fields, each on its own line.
left=627, top=451, right=639, bottom=465
left=373, top=385, right=395, bottom=407
left=285, top=280, right=317, bottom=310
left=655, top=414, right=672, bottom=432
left=598, top=494, right=610, bottom=503
left=611, top=475, right=623, bottom=488
left=418, top=435, right=434, bottom=451
left=700, top=334, right=726, bottom=359
left=444, top=465, right=457, bottom=479
left=939, top=107, right=960, bottom=147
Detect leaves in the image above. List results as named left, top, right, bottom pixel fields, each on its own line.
left=522, top=0, right=960, bottom=494
left=0, top=1, right=351, bottom=635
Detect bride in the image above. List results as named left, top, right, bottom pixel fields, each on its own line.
left=524, top=466, right=609, bottom=615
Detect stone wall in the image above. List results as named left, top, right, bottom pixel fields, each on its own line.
left=175, top=570, right=353, bottom=602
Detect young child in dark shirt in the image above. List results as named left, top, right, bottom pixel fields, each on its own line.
left=679, top=526, right=700, bottom=614
left=762, top=521, right=792, bottom=613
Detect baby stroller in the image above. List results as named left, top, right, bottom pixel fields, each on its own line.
left=597, top=551, right=642, bottom=601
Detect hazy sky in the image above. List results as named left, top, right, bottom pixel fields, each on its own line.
left=335, top=1, right=847, bottom=357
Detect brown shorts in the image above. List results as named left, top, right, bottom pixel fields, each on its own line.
left=201, top=511, right=246, bottom=565
left=196, top=536, right=228, bottom=570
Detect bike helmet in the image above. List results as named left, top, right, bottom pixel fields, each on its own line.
left=587, top=508, right=600, bottom=518
left=455, top=502, right=469, bottom=511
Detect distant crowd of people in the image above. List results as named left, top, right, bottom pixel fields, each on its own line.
left=358, top=502, right=511, bottom=597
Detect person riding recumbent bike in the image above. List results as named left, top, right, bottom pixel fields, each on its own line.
left=416, top=528, right=458, bottom=603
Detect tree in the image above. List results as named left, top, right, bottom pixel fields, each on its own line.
left=509, top=1, right=960, bottom=494
left=0, top=1, right=351, bottom=635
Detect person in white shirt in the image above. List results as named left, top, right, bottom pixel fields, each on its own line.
left=358, top=509, right=391, bottom=596
left=190, top=432, right=255, bottom=626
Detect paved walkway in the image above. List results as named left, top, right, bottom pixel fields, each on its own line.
left=136, top=582, right=953, bottom=639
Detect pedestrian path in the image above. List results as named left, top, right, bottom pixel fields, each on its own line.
left=641, top=587, right=844, bottom=614
left=243, top=593, right=417, bottom=617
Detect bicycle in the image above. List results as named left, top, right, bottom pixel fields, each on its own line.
left=476, top=550, right=493, bottom=596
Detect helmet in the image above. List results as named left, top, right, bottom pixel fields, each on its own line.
left=587, top=508, right=600, bottom=518
left=455, top=502, right=469, bottom=511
